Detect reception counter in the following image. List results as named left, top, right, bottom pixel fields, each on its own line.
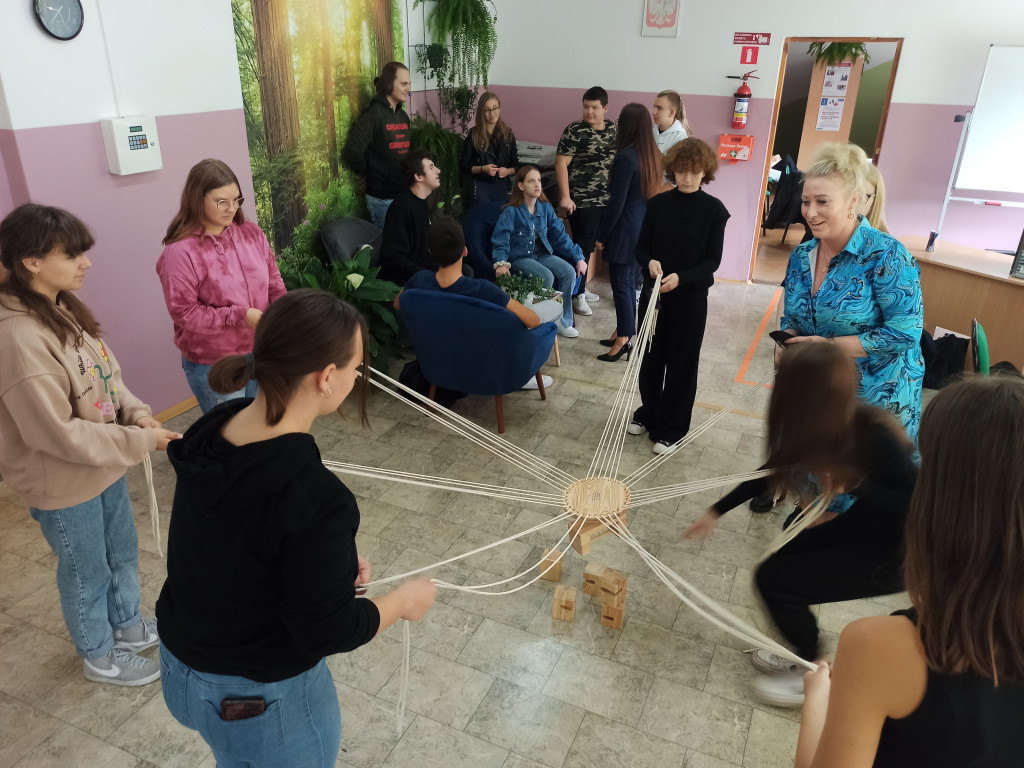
left=903, top=236, right=1024, bottom=369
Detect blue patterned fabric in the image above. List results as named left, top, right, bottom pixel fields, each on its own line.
left=782, top=217, right=924, bottom=442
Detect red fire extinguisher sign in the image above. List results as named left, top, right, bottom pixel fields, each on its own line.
left=740, top=46, right=758, bottom=65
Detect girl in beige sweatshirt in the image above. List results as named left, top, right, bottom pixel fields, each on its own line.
left=0, top=204, right=179, bottom=686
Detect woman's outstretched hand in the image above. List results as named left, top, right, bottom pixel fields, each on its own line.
left=682, top=508, right=719, bottom=539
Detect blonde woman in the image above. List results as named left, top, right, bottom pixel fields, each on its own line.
left=460, top=91, right=518, bottom=207
left=858, top=163, right=890, bottom=233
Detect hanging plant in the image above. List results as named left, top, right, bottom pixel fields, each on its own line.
left=415, top=0, right=497, bottom=88
left=807, top=42, right=871, bottom=67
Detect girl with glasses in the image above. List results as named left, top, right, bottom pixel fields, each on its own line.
left=460, top=91, right=519, bottom=207
left=157, top=159, right=287, bottom=413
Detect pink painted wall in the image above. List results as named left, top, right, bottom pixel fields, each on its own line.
left=7, top=109, right=255, bottom=412
left=880, top=103, right=1024, bottom=251
left=483, top=85, right=774, bottom=282
left=0, top=135, right=13, bottom=217
left=0, top=128, right=28, bottom=214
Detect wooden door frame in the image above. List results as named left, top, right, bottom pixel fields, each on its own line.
left=748, top=36, right=904, bottom=282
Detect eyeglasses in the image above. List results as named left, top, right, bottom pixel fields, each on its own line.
left=864, top=193, right=875, bottom=201
left=483, top=106, right=500, bottom=114
left=211, top=196, right=245, bottom=212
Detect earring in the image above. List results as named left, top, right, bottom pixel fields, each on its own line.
left=320, top=388, right=333, bottom=399
left=848, top=211, right=856, bottom=220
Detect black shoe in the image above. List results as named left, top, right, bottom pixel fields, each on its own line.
left=600, top=338, right=616, bottom=347
left=597, top=342, right=632, bottom=362
left=749, top=491, right=776, bottom=514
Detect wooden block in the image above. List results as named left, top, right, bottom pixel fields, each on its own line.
left=553, top=585, right=577, bottom=622
left=600, top=602, right=624, bottom=630
left=597, top=569, right=627, bottom=608
left=569, top=509, right=629, bottom=555
left=581, top=563, right=607, bottom=596
left=539, top=549, right=562, bottom=582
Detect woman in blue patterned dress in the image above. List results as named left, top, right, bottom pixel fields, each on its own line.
left=779, top=144, right=923, bottom=442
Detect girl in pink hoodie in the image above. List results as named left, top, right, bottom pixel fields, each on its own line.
left=157, top=159, right=286, bottom=413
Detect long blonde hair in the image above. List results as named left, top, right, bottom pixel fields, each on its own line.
left=805, top=143, right=868, bottom=200
left=470, top=91, right=514, bottom=152
left=863, top=163, right=890, bottom=233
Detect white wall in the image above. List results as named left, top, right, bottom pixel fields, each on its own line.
left=489, top=0, right=1024, bottom=105
left=0, top=0, right=242, bottom=130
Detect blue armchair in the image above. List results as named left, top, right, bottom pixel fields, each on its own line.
left=399, top=289, right=557, bottom=433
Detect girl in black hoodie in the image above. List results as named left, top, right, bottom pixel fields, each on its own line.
left=156, top=289, right=435, bottom=767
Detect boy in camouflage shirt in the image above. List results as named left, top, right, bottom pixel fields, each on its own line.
left=555, top=86, right=617, bottom=316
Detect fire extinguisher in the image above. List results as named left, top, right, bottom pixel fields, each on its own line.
left=727, top=70, right=759, bottom=130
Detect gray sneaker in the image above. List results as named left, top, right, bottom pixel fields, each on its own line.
left=750, top=649, right=804, bottom=674
left=113, top=616, right=160, bottom=652
left=84, top=648, right=161, bottom=686
left=750, top=670, right=805, bottom=708
left=583, top=290, right=600, bottom=303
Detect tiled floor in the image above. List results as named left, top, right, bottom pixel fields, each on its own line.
left=0, top=278, right=910, bottom=768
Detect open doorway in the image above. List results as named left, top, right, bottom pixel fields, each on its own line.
left=749, top=37, right=904, bottom=285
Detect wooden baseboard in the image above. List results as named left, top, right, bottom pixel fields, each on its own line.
left=155, top=397, right=198, bottom=422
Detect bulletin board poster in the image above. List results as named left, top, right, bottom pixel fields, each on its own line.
left=816, top=98, right=845, bottom=131
left=642, top=0, right=680, bottom=37
left=822, top=62, right=852, bottom=97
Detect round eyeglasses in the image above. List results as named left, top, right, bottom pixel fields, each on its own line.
left=211, top=196, right=245, bottom=212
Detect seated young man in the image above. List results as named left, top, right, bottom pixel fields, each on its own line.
left=396, top=218, right=560, bottom=390
left=377, top=148, right=442, bottom=285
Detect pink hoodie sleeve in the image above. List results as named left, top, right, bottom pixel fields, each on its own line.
left=157, top=245, right=249, bottom=333
left=262, top=229, right=287, bottom=303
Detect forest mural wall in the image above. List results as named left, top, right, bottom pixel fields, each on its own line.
left=231, top=0, right=403, bottom=269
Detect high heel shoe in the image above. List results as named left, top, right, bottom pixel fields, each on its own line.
left=600, top=336, right=617, bottom=347
left=597, top=341, right=633, bottom=362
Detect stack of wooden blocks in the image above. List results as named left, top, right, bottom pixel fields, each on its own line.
left=542, top=549, right=628, bottom=630
left=582, top=563, right=627, bottom=629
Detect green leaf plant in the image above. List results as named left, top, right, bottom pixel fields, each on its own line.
left=807, top=42, right=871, bottom=68
left=494, top=273, right=559, bottom=305
left=297, top=245, right=401, bottom=370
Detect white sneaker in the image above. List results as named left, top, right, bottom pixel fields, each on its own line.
left=584, top=290, right=600, bottom=303
left=750, top=649, right=804, bottom=675
left=652, top=440, right=677, bottom=455
left=625, top=420, right=647, bottom=436
left=750, top=671, right=805, bottom=708
left=113, top=616, right=160, bottom=652
left=521, top=375, right=553, bottom=390
left=572, top=296, right=592, bottom=316
left=84, top=648, right=161, bottom=687
left=557, top=321, right=580, bottom=338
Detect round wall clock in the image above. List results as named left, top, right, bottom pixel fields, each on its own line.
left=33, top=0, right=85, bottom=41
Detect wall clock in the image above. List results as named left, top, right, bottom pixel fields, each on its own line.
left=33, top=0, right=85, bottom=41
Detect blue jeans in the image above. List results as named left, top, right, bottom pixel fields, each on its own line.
left=512, top=255, right=577, bottom=326
left=182, top=357, right=257, bottom=415
left=161, top=647, right=341, bottom=768
left=366, top=195, right=394, bottom=228
left=30, top=476, right=141, bottom=660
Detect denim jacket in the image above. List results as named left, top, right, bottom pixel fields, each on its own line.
left=490, top=201, right=584, bottom=266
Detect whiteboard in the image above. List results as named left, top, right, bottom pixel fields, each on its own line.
left=955, top=45, right=1024, bottom=193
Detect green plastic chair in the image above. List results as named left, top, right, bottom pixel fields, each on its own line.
left=971, top=319, right=989, bottom=375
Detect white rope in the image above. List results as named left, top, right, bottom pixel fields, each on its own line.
left=367, top=367, right=575, bottom=490
left=599, top=511, right=816, bottom=670
left=323, top=461, right=563, bottom=507
left=363, top=512, right=573, bottom=589
left=756, top=494, right=830, bottom=565
left=621, top=367, right=777, bottom=487
left=395, top=619, right=410, bottom=736
left=587, top=275, right=661, bottom=481
left=629, top=469, right=776, bottom=506
left=142, top=453, right=163, bottom=557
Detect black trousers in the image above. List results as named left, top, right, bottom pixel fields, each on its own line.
left=567, top=206, right=605, bottom=295
left=755, top=529, right=904, bottom=661
left=633, top=291, right=707, bottom=444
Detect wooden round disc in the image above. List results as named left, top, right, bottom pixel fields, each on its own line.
left=563, top=477, right=631, bottom=519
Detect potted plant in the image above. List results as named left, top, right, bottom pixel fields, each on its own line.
left=807, top=42, right=871, bottom=67
left=494, top=273, right=559, bottom=305
left=297, top=245, right=401, bottom=369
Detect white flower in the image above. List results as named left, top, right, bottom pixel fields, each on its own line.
left=346, top=273, right=364, bottom=289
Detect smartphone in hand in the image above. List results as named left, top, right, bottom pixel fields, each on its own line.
left=768, top=330, right=793, bottom=349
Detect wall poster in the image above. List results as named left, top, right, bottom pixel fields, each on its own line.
left=642, top=0, right=680, bottom=37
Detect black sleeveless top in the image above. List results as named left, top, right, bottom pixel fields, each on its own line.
left=873, top=609, right=1024, bottom=767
